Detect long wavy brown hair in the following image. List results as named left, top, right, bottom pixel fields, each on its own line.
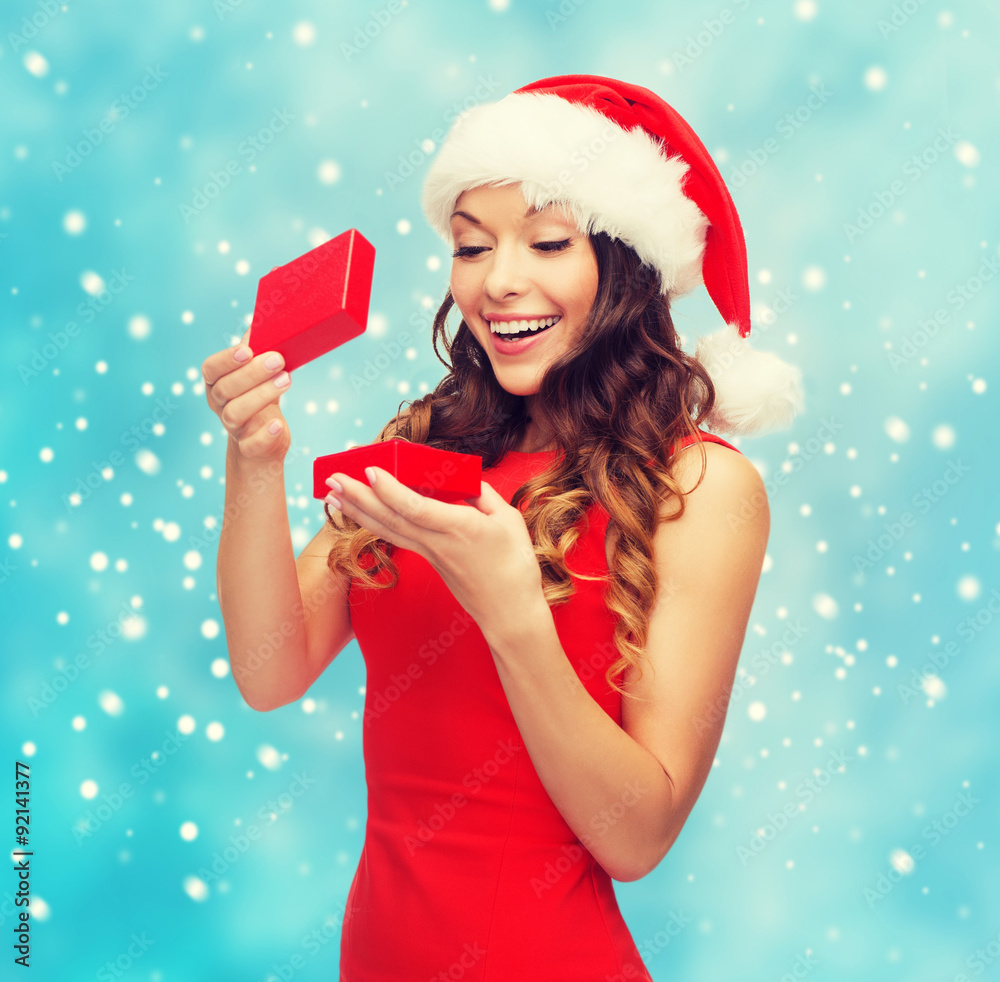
left=323, top=230, right=719, bottom=700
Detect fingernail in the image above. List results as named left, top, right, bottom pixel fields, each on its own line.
left=234, top=346, right=251, bottom=362
left=325, top=494, right=341, bottom=510
left=365, top=467, right=376, bottom=485
left=273, top=371, right=290, bottom=388
left=268, top=420, right=282, bottom=435
left=326, top=477, right=343, bottom=493
left=265, top=353, right=282, bottom=370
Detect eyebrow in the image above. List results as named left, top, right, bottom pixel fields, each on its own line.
left=450, top=203, right=546, bottom=225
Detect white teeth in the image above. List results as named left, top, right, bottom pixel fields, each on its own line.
left=489, top=315, right=561, bottom=334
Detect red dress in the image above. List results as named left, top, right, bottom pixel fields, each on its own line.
left=340, top=429, right=740, bottom=980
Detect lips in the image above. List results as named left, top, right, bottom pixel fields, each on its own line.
left=486, top=315, right=561, bottom=355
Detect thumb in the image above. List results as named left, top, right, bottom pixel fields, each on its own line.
left=466, top=480, right=506, bottom=514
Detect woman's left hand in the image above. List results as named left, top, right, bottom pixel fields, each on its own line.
left=325, top=467, right=545, bottom=640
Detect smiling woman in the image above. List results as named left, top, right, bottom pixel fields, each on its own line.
left=318, top=73, right=805, bottom=980
left=447, top=185, right=599, bottom=440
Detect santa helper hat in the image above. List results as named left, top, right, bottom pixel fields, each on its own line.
left=421, top=73, right=805, bottom=437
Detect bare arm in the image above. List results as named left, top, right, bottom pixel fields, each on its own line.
left=217, top=436, right=354, bottom=712
left=204, top=329, right=354, bottom=713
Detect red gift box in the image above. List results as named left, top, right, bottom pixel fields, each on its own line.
left=313, top=439, right=482, bottom=504
left=248, top=228, right=376, bottom=374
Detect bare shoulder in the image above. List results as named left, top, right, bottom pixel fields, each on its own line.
left=645, top=440, right=771, bottom=582
left=663, top=441, right=769, bottom=531
left=603, top=442, right=768, bottom=563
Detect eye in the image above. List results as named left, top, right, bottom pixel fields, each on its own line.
left=534, top=239, right=571, bottom=252
left=451, top=245, right=488, bottom=258
left=451, top=238, right=573, bottom=259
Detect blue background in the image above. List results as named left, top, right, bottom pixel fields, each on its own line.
left=2, top=0, right=998, bottom=979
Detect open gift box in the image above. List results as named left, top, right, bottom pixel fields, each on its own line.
left=313, top=439, right=482, bottom=504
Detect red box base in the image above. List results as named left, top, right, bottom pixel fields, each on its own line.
left=314, top=439, right=482, bottom=504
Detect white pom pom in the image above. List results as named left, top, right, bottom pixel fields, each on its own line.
left=694, top=322, right=805, bottom=436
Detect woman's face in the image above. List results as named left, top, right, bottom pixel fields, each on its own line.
left=449, top=183, right=599, bottom=397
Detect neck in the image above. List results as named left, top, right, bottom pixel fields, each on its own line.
left=518, top=401, right=557, bottom=453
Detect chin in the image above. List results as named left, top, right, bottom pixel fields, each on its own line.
left=495, top=378, right=542, bottom=398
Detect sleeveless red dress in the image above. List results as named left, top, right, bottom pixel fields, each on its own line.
left=340, top=429, right=740, bottom=980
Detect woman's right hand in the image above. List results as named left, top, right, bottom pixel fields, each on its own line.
left=202, top=328, right=293, bottom=462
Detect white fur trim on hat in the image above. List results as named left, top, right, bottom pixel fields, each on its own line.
left=695, top=322, right=806, bottom=436
left=422, top=91, right=709, bottom=297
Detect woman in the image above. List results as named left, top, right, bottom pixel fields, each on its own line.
left=206, top=75, right=804, bottom=980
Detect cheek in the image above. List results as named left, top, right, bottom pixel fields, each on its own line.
left=450, top=266, right=477, bottom=303
left=563, top=270, right=598, bottom=314
left=560, top=255, right=598, bottom=296
left=449, top=270, right=480, bottom=325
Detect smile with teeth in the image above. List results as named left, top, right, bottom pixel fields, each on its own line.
left=488, top=315, right=562, bottom=335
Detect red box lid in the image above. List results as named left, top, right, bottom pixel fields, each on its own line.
left=249, top=228, right=375, bottom=373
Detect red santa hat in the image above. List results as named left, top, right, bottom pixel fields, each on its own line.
left=421, top=73, right=805, bottom=437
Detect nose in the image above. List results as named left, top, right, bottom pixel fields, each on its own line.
left=482, top=239, right=529, bottom=301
